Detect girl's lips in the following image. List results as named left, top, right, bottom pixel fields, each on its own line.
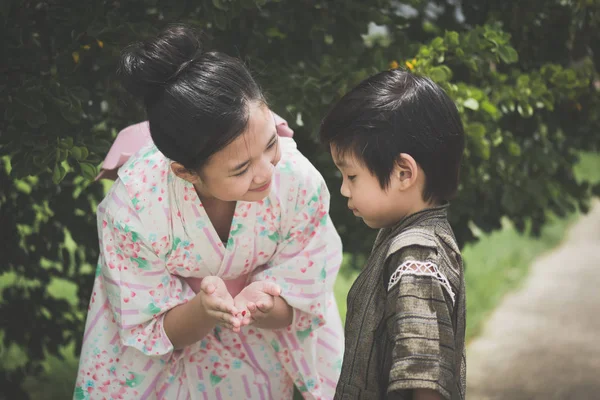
left=250, top=181, right=271, bottom=192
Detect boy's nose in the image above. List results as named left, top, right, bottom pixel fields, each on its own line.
left=340, top=182, right=350, bottom=198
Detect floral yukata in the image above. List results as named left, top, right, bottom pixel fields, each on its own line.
left=75, top=137, right=344, bottom=400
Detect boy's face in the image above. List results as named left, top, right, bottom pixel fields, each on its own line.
left=331, top=146, right=413, bottom=229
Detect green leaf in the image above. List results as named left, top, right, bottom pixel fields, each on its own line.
left=508, top=142, right=522, bottom=157
left=517, top=75, right=530, bottom=87
left=445, top=31, right=459, bottom=47
left=57, top=148, right=68, bottom=162
left=497, top=46, right=519, bottom=63
left=484, top=31, right=500, bottom=47
left=71, top=146, right=88, bottom=161
left=266, top=27, right=286, bottom=39
left=80, top=162, right=97, bottom=181
left=517, top=103, right=534, bottom=117
left=465, top=59, right=478, bottom=72
left=428, top=66, right=452, bottom=83
left=481, top=101, right=499, bottom=117
left=52, top=163, right=67, bottom=184
left=431, top=37, right=444, bottom=50
left=59, top=137, right=74, bottom=149
left=466, top=122, right=486, bottom=139
left=463, top=98, right=479, bottom=111
left=71, top=146, right=83, bottom=160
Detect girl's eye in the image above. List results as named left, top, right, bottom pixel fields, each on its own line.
left=347, top=175, right=356, bottom=181
left=234, top=168, right=249, bottom=177
left=267, top=139, right=277, bottom=150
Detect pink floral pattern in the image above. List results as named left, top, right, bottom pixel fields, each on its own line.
left=75, top=138, right=344, bottom=399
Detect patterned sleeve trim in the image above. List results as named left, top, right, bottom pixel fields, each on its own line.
left=387, top=261, right=455, bottom=305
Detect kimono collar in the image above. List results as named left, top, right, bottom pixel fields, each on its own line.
left=373, top=203, right=449, bottom=251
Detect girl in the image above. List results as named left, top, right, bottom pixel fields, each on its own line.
left=75, top=25, right=344, bottom=400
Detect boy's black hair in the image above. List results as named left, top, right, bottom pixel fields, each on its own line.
left=319, top=69, right=465, bottom=203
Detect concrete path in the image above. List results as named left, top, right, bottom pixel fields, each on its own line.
left=466, top=200, right=600, bottom=400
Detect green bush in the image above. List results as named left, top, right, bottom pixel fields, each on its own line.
left=1, top=0, right=599, bottom=396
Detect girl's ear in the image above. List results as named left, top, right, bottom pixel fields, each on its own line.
left=171, top=162, right=200, bottom=185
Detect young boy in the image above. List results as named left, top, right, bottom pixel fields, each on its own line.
left=320, top=70, right=466, bottom=400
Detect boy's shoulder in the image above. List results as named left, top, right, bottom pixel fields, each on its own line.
left=385, top=217, right=462, bottom=276
left=386, top=216, right=459, bottom=257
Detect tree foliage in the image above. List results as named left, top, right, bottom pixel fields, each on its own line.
left=1, top=0, right=599, bottom=396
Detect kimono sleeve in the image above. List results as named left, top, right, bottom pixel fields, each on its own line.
left=249, top=178, right=343, bottom=398
left=251, top=178, right=342, bottom=331
left=98, top=184, right=196, bottom=357
left=385, top=245, right=457, bottom=400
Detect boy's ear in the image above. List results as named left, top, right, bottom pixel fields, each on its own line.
left=171, top=162, right=200, bottom=185
left=393, top=153, right=418, bottom=190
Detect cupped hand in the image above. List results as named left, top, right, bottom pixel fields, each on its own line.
left=233, top=281, right=281, bottom=326
left=198, top=276, right=242, bottom=331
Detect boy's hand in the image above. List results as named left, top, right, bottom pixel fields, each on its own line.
left=233, top=281, right=281, bottom=327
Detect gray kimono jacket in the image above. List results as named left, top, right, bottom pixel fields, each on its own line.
left=335, top=205, right=466, bottom=400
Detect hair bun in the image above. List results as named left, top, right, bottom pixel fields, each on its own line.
left=118, top=25, right=203, bottom=99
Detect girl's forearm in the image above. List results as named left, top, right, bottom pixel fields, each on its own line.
left=163, top=294, right=217, bottom=349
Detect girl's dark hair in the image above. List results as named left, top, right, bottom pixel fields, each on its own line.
left=319, top=69, right=465, bottom=203
left=118, top=25, right=265, bottom=170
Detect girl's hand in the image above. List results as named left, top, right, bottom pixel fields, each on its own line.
left=233, top=281, right=281, bottom=326
left=198, top=276, right=241, bottom=331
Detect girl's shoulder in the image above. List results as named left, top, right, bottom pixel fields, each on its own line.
left=100, top=144, right=172, bottom=228
left=275, top=137, right=328, bottom=196
left=117, top=143, right=170, bottom=188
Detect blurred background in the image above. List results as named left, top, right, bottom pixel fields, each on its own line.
left=1, top=0, right=599, bottom=398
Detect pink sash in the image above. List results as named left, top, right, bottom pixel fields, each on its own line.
left=184, top=274, right=249, bottom=298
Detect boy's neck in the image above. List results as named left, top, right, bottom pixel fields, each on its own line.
left=390, top=198, right=442, bottom=228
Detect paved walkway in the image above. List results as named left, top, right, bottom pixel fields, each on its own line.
left=467, top=200, right=600, bottom=399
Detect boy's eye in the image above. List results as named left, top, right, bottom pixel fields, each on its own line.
left=347, top=175, right=356, bottom=181
left=267, top=139, right=277, bottom=149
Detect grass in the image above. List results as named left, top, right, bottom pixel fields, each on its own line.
left=3, top=152, right=599, bottom=398
left=462, top=214, right=575, bottom=340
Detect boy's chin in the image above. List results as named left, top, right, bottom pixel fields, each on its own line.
left=361, top=216, right=399, bottom=230
left=361, top=217, right=383, bottom=229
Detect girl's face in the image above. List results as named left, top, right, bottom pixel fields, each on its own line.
left=175, top=103, right=281, bottom=203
